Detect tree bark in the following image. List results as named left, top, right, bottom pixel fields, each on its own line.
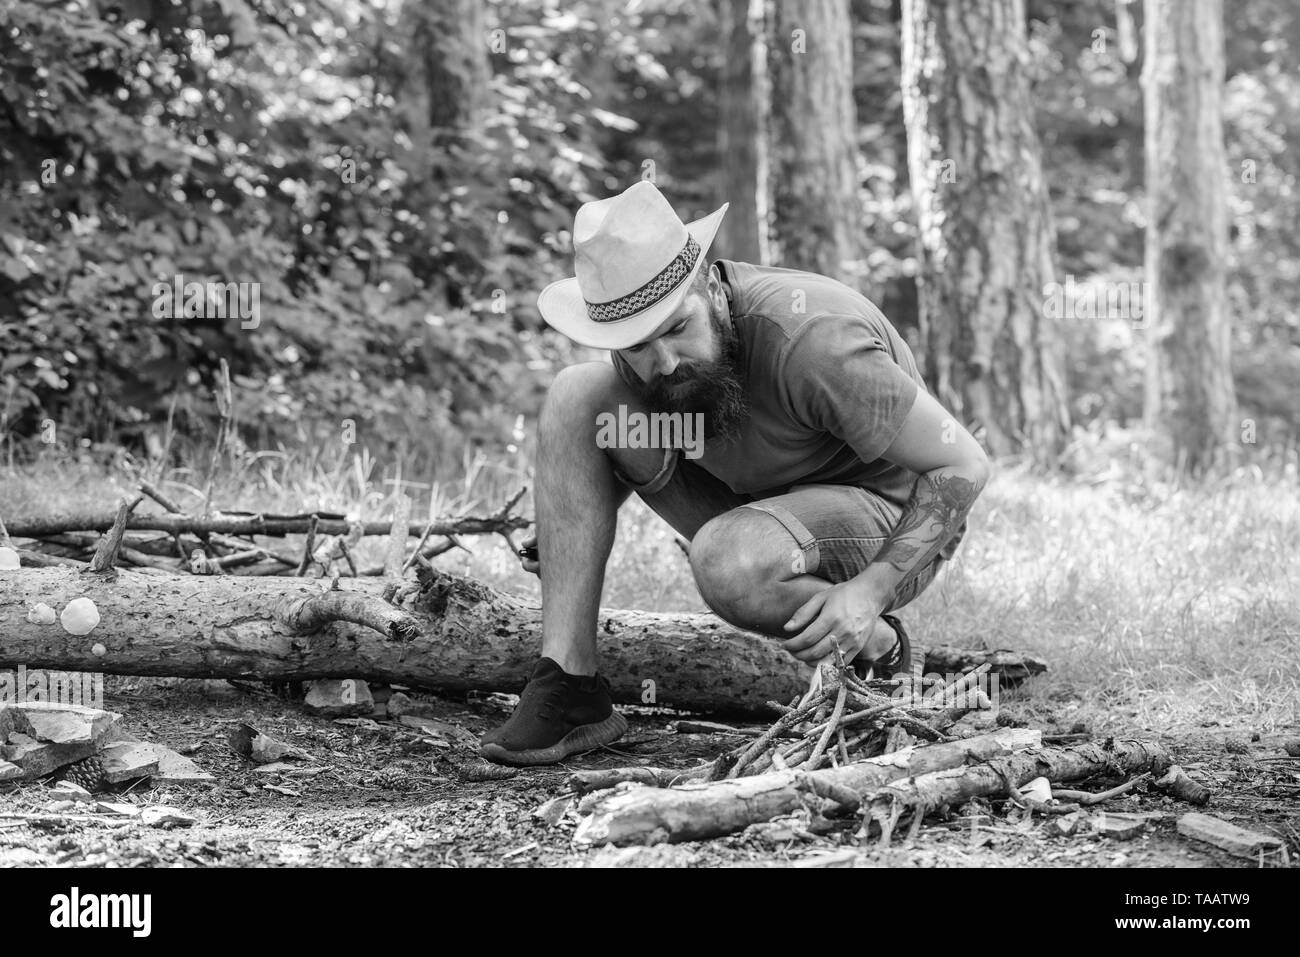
left=414, top=0, right=490, bottom=133
left=715, top=0, right=770, bottom=264
left=862, top=738, right=1172, bottom=843
left=571, top=729, right=1042, bottom=845
left=900, top=0, right=1070, bottom=460
left=0, top=566, right=1045, bottom=716
left=767, top=0, right=863, bottom=284
left=1141, top=0, right=1236, bottom=473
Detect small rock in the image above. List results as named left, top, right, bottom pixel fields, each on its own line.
left=1050, top=811, right=1085, bottom=837
left=140, top=805, right=196, bottom=828
left=49, top=781, right=95, bottom=803
left=228, top=723, right=311, bottom=764
left=533, top=795, right=574, bottom=827
left=0, top=703, right=122, bottom=779
left=0, top=546, right=19, bottom=570
left=94, top=802, right=139, bottom=816
left=1177, top=811, right=1285, bottom=859
left=303, top=679, right=373, bottom=718
left=100, top=742, right=160, bottom=784
left=1095, top=811, right=1147, bottom=841
left=1224, top=737, right=1251, bottom=754
left=1018, top=776, right=1052, bottom=803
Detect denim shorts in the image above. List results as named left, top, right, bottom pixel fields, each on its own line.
left=616, top=448, right=965, bottom=613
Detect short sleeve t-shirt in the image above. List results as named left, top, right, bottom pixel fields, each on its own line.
left=612, top=260, right=926, bottom=507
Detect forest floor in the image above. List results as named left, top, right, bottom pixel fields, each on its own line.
left=0, top=674, right=1296, bottom=868
left=1, top=447, right=1298, bottom=866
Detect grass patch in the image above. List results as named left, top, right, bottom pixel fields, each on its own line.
left=3, top=443, right=1297, bottom=734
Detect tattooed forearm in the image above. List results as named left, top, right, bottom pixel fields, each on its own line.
left=872, top=469, right=981, bottom=577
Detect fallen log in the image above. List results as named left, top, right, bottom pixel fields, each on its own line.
left=1, top=565, right=809, bottom=714
left=1, top=564, right=1048, bottom=716
left=922, top=645, right=1048, bottom=683
left=571, top=729, right=1042, bottom=845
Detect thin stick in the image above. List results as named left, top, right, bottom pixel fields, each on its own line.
left=202, top=358, right=233, bottom=517
left=402, top=517, right=439, bottom=573
left=296, top=514, right=319, bottom=577
left=384, top=496, right=412, bottom=578
left=1052, top=773, right=1150, bottom=806
left=0, top=512, right=13, bottom=548
left=726, top=693, right=826, bottom=779
left=804, top=683, right=848, bottom=770
left=939, top=663, right=992, bottom=706
left=338, top=538, right=358, bottom=577
left=138, top=480, right=183, bottom=514
left=88, top=495, right=143, bottom=572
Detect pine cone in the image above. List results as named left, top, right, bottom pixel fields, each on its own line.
left=60, top=756, right=108, bottom=793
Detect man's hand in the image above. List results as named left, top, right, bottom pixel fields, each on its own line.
left=781, top=579, right=888, bottom=664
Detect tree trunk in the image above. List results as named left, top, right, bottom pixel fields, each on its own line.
left=0, top=566, right=1045, bottom=716
left=900, top=0, right=1070, bottom=460
left=416, top=0, right=489, bottom=133
left=715, top=0, right=770, bottom=264
left=767, top=0, right=863, bottom=284
left=571, top=729, right=1041, bottom=845
left=1141, top=0, right=1236, bottom=473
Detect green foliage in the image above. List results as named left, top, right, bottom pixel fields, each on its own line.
left=0, top=0, right=1296, bottom=467
left=0, top=0, right=654, bottom=468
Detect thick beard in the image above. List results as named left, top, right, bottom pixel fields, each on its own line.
left=639, top=301, right=749, bottom=443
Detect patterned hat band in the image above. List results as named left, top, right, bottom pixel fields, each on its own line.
left=585, top=236, right=701, bottom=324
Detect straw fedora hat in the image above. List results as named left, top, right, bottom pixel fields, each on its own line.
left=537, top=181, right=728, bottom=350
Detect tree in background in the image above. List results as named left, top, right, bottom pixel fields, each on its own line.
left=1142, top=0, right=1237, bottom=473
left=901, top=0, right=1070, bottom=460
left=767, top=0, right=864, bottom=284
left=714, top=0, right=769, bottom=264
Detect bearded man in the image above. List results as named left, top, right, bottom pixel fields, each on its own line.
left=480, top=181, right=990, bottom=766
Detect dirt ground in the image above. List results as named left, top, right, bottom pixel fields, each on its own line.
left=1, top=678, right=1297, bottom=868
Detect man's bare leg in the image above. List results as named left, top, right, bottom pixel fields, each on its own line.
left=687, top=509, right=900, bottom=662
left=534, top=362, right=671, bottom=676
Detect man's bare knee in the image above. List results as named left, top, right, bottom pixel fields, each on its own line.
left=689, top=509, right=798, bottom=629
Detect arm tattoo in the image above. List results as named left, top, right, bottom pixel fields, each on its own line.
left=874, top=470, right=979, bottom=577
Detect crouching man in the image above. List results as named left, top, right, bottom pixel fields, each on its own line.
left=480, top=181, right=989, bottom=766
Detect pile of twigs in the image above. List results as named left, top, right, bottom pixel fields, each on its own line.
left=704, top=655, right=995, bottom=781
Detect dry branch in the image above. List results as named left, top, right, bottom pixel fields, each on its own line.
left=2, top=511, right=529, bottom=540
left=571, top=729, right=1042, bottom=846
left=861, top=739, right=1172, bottom=844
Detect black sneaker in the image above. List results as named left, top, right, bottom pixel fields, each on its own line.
left=852, top=613, right=914, bottom=681
left=479, top=657, right=628, bottom=766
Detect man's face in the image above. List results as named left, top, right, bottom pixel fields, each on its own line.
left=616, top=271, right=749, bottom=441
